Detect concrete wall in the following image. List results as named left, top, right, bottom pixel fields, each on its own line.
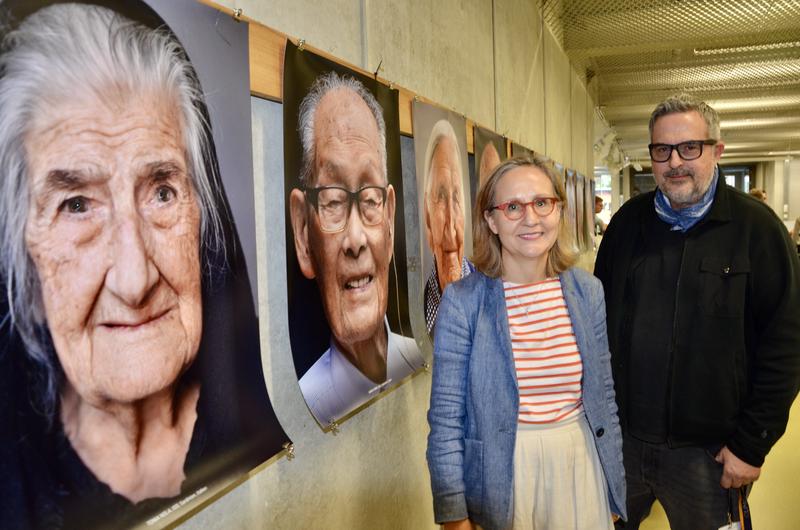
left=219, top=0, right=596, bottom=176
left=543, top=24, right=572, bottom=166
left=753, top=160, right=800, bottom=222
left=182, top=1, right=598, bottom=528
left=366, top=1, right=495, bottom=128
left=763, top=160, right=787, bottom=220
left=493, top=0, right=546, bottom=150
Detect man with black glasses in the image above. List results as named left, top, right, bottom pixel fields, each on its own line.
left=595, top=93, right=800, bottom=529
left=289, top=72, right=423, bottom=425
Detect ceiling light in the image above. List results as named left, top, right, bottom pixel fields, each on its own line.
left=766, top=151, right=800, bottom=157
left=694, top=41, right=800, bottom=56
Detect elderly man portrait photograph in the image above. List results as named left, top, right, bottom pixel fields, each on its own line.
left=287, top=66, right=422, bottom=427
left=0, top=2, right=288, bottom=527
left=479, top=142, right=502, bottom=186
left=474, top=125, right=506, bottom=191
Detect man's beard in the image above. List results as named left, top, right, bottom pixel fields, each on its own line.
left=660, top=167, right=711, bottom=207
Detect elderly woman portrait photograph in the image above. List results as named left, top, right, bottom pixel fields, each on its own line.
left=426, top=157, right=627, bottom=529
left=0, top=1, right=288, bottom=528
left=412, top=104, right=475, bottom=339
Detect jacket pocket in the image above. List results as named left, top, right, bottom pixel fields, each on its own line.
left=698, top=256, right=750, bottom=318
left=463, top=438, right=484, bottom=515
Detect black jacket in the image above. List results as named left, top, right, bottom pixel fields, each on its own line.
left=595, top=179, right=800, bottom=467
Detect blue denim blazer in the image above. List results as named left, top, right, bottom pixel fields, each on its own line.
left=426, top=267, right=626, bottom=530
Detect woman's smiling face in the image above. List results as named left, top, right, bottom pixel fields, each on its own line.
left=484, top=165, right=561, bottom=277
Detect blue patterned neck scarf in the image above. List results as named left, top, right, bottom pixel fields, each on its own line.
left=654, top=168, right=719, bottom=232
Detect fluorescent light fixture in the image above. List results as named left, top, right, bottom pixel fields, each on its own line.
left=694, top=41, right=800, bottom=56
left=766, top=150, right=800, bottom=156
left=721, top=116, right=800, bottom=129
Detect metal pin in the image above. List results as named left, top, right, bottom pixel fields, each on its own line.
left=282, top=442, right=295, bottom=461
left=298, top=39, right=306, bottom=51
left=328, top=421, right=340, bottom=434
left=233, top=8, right=243, bottom=20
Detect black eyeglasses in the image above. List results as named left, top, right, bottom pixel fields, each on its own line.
left=648, top=139, right=717, bottom=162
left=304, top=185, right=387, bottom=233
left=487, top=197, right=560, bottom=220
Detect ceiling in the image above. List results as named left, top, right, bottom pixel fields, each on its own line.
left=541, top=0, right=800, bottom=171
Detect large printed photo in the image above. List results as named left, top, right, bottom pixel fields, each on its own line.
left=0, top=1, right=289, bottom=527
left=283, top=43, right=422, bottom=428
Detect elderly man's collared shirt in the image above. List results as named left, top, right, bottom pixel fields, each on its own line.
left=299, top=320, right=423, bottom=425
left=424, top=257, right=476, bottom=334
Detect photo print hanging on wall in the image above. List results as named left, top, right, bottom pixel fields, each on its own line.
left=412, top=101, right=475, bottom=340
left=554, top=161, right=566, bottom=187
left=579, top=172, right=596, bottom=252
left=574, top=171, right=587, bottom=251
left=0, top=0, right=291, bottom=528
left=472, top=125, right=508, bottom=206
left=565, top=169, right=580, bottom=246
left=512, top=141, right=535, bottom=159
left=283, top=41, right=423, bottom=429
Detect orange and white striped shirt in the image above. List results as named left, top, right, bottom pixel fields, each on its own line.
left=504, top=278, right=584, bottom=424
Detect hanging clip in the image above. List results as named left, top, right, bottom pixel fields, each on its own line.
left=282, top=442, right=295, bottom=461
left=298, top=38, right=306, bottom=51
left=423, top=361, right=431, bottom=373
left=232, top=8, right=243, bottom=21
left=327, top=421, right=340, bottom=435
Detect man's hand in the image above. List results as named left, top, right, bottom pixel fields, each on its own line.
left=715, top=446, right=761, bottom=488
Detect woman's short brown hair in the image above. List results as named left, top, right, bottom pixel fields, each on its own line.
left=472, top=156, right=578, bottom=279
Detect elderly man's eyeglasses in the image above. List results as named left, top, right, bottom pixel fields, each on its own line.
left=487, top=197, right=560, bottom=220
left=648, top=140, right=717, bottom=163
left=304, top=185, right=388, bottom=233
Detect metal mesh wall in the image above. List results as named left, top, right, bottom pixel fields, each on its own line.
left=543, top=0, right=800, bottom=162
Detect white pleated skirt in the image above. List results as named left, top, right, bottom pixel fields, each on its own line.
left=511, top=414, right=614, bottom=530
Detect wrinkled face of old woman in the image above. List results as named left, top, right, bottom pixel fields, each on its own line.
left=24, top=90, right=203, bottom=406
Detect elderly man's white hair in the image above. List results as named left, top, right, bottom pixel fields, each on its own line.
left=423, top=119, right=464, bottom=210
left=297, top=71, right=388, bottom=187
left=0, top=3, right=223, bottom=418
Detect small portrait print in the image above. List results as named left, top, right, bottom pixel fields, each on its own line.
left=284, top=44, right=423, bottom=428
left=480, top=142, right=502, bottom=183
left=472, top=124, right=508, bottom=208
left=413, top=103, right=474, bottom=337
left=473, top=125, right=507, bottom=190
left=0, top=1, right=289, bottom=527
left=512, top=142, right=535, bottom=159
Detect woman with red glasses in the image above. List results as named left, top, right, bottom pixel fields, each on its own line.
left=426, top=156, right=626, bottom=530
